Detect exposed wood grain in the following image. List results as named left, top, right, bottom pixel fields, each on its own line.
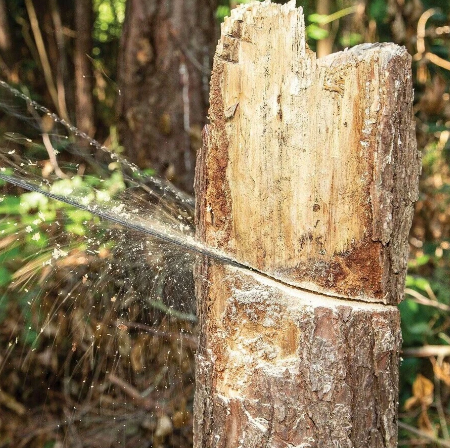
left=198, top=0, right=420, bottom=305
left=194, top=1, right=420, bottom=447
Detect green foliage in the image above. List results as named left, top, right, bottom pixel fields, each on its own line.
left=369, top=0, right=387, bottom=23
left=0, top=167, right=127, bottom=347
left=216, top=5, right=231, bottom=21
left=93, top=0, right=126, bottom=44
left=307, top=23, right=329, bottom=40
left=0, top=266, right=11, bottom=287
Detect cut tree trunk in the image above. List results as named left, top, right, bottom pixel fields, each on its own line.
left=117, top=0, right=217, bottom=192
left=194, top=2, right=421, bottom=447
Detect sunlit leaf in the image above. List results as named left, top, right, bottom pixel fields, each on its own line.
left=414, top=277, right=432, bottom=292
left=0, top=196, right=21, bottom=214
left=404, top=395, right=419, bottom=410
left=306, top=24, right=329, bottom=40
left=412, top=374, right=434, bottom=407
left=413, top=254, right=431, bottom=267
left=432, top=359, right=450, bottom=386
left=65, top=223, right=86, bottom=236
left=308, top=13, right=328, bottom=24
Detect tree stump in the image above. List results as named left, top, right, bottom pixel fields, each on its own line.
left=194, top=2, right=421, bottom=447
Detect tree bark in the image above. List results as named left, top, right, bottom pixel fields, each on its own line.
left=117, top=0, right=217, bottom=192
left=49, top=0, right=70, bottom=127
left=194, top=2, right=421, bottom=447
left=0, top=0, right=14, bottom=80
left=0, top=0, right=12, bottom=53
left=74, top=0, right=95, bottom=136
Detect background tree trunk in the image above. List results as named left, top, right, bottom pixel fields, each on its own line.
left=74, top=0, right=95, bottom=136
left=316, top=0, right=333, bottom=57
left=0, top=0, right=14, bottom=80
left=117, top=0, right=217, bottom=193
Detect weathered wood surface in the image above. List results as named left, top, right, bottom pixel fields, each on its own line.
left=194, top=262, right=401, bottom=448
left=197, top=0, right=420, bottom=305
left=194, top=1, right=420, bottom=447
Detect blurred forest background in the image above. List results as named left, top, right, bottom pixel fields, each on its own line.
left=0, top=0, right=449, bottom=447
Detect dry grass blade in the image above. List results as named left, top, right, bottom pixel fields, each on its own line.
left=405, top=288, right=450, bottom=312
left=402, top=345, right=450, bottom=358
left=0, top=234, right=17, bottom=250
left=399, top=421, right=450, bottom=447
left=10, top=251, right=53, bottom=286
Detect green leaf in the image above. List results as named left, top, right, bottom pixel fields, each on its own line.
left=0, top=267, right=11, bottom=286
left=408, top=322, right=431, bottom=335
left=0, top=220, right=18, bottom=234
left=66, top=223, right=86, bottom=236
left=132, top=168, right=156, bottom=179
left=20, top=191, right=49, bottom=212
left=402, top=298, right=419, bottom=313
left=0, top=196, right=21, bottom=214
left=216, top=5, right=230, bottom=21
left=405, top=275, right=414, bottom=287
left=414, top=277, right=431, bottom=292
left=66, top=209, right=93, bottom=224
left=399, top=299, right=428, bottom=346
left=308, top=13, right=329, bottom=24
left=307, top=24, right=329, bottom=40
left=369, top=0, right=387, bottom=22
left=26, top=231, right=49, bottom=248
left=415, top=254, right=431, bottom=267
left=0, top=168, right=14, bottom=186
left=0, top=246, right=20, bottom=263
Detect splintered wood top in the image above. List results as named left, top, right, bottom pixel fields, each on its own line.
left=196, top=1, right=420, bottom=304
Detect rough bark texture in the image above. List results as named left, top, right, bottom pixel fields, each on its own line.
left=194, top=2, right=420, bottom=447
left=74, top=0, right=95, bottom=136
left=194, top=262, right=401, bottom=448
left=117, top=0, right=217, bottom=192
left=198, top=1, right=421, bottom=305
